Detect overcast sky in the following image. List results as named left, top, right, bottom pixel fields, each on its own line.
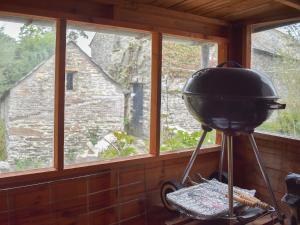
left=0, top=21, right=94, bottom=56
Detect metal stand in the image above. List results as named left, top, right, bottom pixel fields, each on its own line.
left=179, top=130, right=283, bottom=221
left=248, top=134, right=284, bottom=223
left=181, top=129, right=208, bottom=185
left=218, top=133, right=226, bottom=182
left=226, top=134, right=234, bottom=218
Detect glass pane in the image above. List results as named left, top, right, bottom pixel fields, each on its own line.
left=160, top=35, right=218, bottom=152
left=0, top=16, right=56, bottom=173
left=251, top=23, right=300, bottom=139
left=64, top=23, right=151, bottom=165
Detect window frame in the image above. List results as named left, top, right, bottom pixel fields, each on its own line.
left=0, top=13, right=226, bottom=186
left=250, top=26, right=300, bottom=140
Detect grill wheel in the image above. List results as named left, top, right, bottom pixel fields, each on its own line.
left=160, top=180, right=183, bottom=211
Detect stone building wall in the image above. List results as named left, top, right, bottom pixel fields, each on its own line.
left=90, top=33, right=151, bottom=137
left=0, top=42, right=124, bottom=166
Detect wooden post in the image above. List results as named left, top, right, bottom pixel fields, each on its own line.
left=228, top=24, right=252, bottom=68
left=216, top=42, right=228, bottom=145
left=54, top=18, right=66, bottom=171
left=149, top=32, right=162, bottom=156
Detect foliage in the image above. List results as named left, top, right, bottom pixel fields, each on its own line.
left=88, top=128, right=99, bottom=145
left=14, top=157, right=44, bottom=171
left=160, top=127, right=215, bottom=152
left=99, top=131, right=137, bottom=160
left=0, top=24, right=56, bottom=95
left=65, top=148, right=79, bottom=163
left=0, top=119, right=7, bottom=160
left=67, top=29, right=88, bottom=43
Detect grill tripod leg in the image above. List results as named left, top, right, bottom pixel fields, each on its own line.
left=180, top=130, right=208, bottom=185
left=248, top=134, right=284, bottom=223
left=218, top=133, right=226, bottom=181
left=226, top=134, right=234, bottom=218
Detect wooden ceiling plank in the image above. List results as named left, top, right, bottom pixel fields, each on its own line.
left=169, top=0, right=211, bottom=12
left=122, top=2, right=229, bottom=26
left=206, top=0, right=274, bottom=20
left=200, top=0, right=272, bottom=18
left=274, top=0, right=300, bottom=10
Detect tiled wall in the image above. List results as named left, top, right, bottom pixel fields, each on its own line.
left=0, top=151, right=219, bottom=225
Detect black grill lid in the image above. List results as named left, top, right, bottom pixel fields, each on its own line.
left=183, top=62, right=278, bottom=100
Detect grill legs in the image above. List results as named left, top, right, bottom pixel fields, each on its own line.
left=227, top=135, right=234, bottom=218
left=248, top=134, right=283, bottom=223
left=218, top=133, right=226, bottom=182
left=180, top=130, right=208, bottom=185
left=180, top=130, right=282, bottom=221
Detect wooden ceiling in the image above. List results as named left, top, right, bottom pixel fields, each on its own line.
left=123, top=0, right=300, bottom=23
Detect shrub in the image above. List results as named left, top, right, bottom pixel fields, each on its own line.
left=0, top=119, right=7, bottom=160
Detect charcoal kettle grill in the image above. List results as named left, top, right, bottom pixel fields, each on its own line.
left=161, top=61, right=286, bottom=223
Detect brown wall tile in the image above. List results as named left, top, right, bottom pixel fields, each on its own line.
left=89, top=207, right=118, bottom=225
left=55, top=213, right=89, bottom=225
left=120, top=215, right=146, bottom=225
left=0, top=191, right=8, bottom=212
left=53, top=196, right=87, bottom=218
left=8, top=184, right=50, bottom=210
left=120, top=198, right=146, bottom=220
left=88, top=170, right=117, bottom=193
left=119, top=164, right=145, bottom=186
left=51, top=178, right=87, bottom=202
left=9, top=205, right=54, bottom=225
left=119, top=182, right=145, bottom=202
left=0, top=212, right=9, bottom=225
left=89, top=189, right=118, bottom=212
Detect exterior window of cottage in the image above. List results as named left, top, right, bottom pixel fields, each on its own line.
left=66, top=72, right=74, bottom=90
left=64, top=23, right=151, bottom=165
left=160, top=35, right=218, bottom=152
left=0, top=17, right=56, bottom=173
left=251, top=23, right=300, bottom=139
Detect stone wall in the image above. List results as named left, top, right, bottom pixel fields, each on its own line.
left=91, top=33, right=151, bottom=137
left=90, top=33, right=212, bottom=138
left=0, top=42, right=124, bottom=168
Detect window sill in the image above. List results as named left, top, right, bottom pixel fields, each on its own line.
left=0, top=144, right=220, bottom=188
left=254, top=131, right=300, bottom=145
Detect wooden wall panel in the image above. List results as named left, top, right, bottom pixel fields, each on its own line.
left=0, top=151, right=220, bottom=225
left=234, top=133, right=300, bottom=214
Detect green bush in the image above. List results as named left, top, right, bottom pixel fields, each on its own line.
left=99, top=131, right=137, bottom=160
left=160, top=127, right=215, bottom=152
left=14, top=158, right=44, bottom=171
left=0, top=119, right=7, bottom=160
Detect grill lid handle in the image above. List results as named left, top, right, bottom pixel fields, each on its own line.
left=266, top=102, right=286, bottom=110
left=217, top=61, right=242, bottom=68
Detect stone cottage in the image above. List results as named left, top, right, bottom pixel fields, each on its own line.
left=90, top=33, right=217, bottom=138
left=0, top=41, right=125, bottom=166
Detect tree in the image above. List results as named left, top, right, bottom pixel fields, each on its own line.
left=0, top=27, right=17, bottom=93
left=0, top=24, right=56, bottom=94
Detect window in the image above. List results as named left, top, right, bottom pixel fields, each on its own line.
left=160, top=35, right=218, bottom=152
left=0, top=16, right=56, bottom=173
left=64, top=23, right=151, bottom=165
left=66, top=72, right=75, bottom=90
left=251, top=23, right=300, bottom=139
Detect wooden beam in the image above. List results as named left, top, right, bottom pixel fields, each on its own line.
left=274, top=0, right=300, bottom=11
left=216, top=42, right=228, bottom=145
left=54, top=18, right=66, bottom=171
left=0, top=0, right=114, bottom=21
left=228, top=24, right=252, bottom=68
left=149, top=32, right=162, bottom=156
left=114, top=2, right=229, bottom=38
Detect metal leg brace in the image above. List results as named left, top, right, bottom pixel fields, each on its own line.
left=226, top=134, right=234, bottom=218
left=218, top=133, right=226, bottom=182
left=248, top=134, right=283, bottom=223
left=180, top=130, right=208, bottom=185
